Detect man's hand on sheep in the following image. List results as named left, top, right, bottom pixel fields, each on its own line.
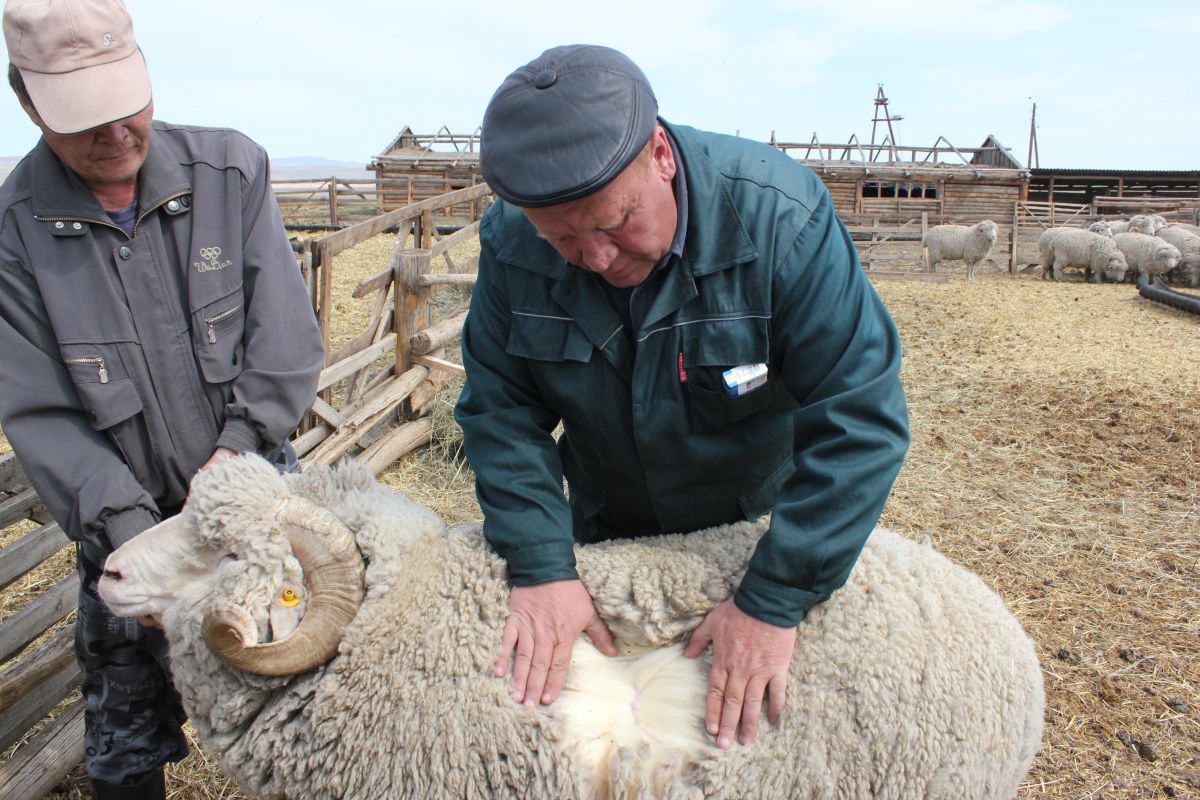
left=200, top=446, right=238, bottom=472
left=495, top=578, right=618, bottom=706
left=134, top=447, right=238, bottom=631
left=684, top=599, right=796, bottom=748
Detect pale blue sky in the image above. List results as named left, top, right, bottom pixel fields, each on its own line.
left=3, top=0, right=1198, bottom=170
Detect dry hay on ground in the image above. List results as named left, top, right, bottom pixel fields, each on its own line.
left=875, top=275, right=1199, bottom=798
left=7, top=257, right=1198, bottom=798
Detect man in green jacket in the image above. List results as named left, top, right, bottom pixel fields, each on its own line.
left=455, top=44, right=909, bottom=750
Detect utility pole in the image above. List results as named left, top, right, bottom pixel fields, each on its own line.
left=1027, top=101, right=1039, bottom=169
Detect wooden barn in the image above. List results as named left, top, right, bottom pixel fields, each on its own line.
left=770, top=133, right=1030, bottom=272
left=1028, top=168, right=1200, bottom=220
left=369, top=126, right=486, bottom=223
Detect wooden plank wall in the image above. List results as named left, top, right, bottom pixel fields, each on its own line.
left=823, top=180, right=858, bottom=215
left=370, top=154, right=482, bottom=218
left=941, top=182, right=1023, bottom=222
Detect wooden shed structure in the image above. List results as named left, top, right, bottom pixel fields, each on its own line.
left=369, top=125, right=485, bottom=222
left=770, top=134, right=1031, bottom=271
left=1029, top=168, right=1200, bottom=216
left=786, top=142, right=1028, bottom=222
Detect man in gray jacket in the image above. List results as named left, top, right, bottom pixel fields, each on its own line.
left=0, top=1, right=324, bottom=797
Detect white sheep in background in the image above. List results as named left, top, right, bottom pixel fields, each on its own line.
left=1039, top=227, right=1128, bottom=283
left=1106, top=219, right=1132, bottom=234
left=1086, top=221, right=1113, bottom=237
left=1113, top=232, right=1181, bottom=283
left=1036, top=227, right=1065, bottom=279
left=1127, top=214, right=1168, bottom=236
left=1153, top=227, right=1200, bottom=287
left=923, top=219, right=998, bottom=280
left=1166, top=221, right=1200, bottom=236
left=99, top=456, right=1045, bottom=800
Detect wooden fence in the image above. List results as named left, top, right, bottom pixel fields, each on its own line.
left=845, top=201, right=1147, bottom=278
left=1008, top=200, right=1092, bottom=271
left=274, top=176, right=487, bottom=228
left=0, top=183, right=492, bottom=799
left=0, top=453, right=79, bottom=800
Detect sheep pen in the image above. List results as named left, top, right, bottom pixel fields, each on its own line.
left=2, top=241, right=1198, bottom=799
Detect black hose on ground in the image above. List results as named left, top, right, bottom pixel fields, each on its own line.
left=1136, top=274, right=1200, bottom=316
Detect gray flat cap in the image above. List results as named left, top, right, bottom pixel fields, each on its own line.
left=480, top=44, right=658, bottom=208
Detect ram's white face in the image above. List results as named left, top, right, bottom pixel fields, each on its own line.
left=1155, top=246, right=1181, bottom=272
left=1103, top=255, right=1128, bottom=282
left=100, top=510, right=311, bottom=649
left=98, top=514, right=227, bottom=621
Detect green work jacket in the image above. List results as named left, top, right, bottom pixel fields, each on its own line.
left=455, top=121, right=909, bottom=626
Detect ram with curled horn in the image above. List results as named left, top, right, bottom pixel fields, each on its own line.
left=198, top=496, right=365, bottom=677
left=99, top=454, right=1044, bottom=800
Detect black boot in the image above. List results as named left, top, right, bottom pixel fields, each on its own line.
left=91, top=769, right=166, bottom=800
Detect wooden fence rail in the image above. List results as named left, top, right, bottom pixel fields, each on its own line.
left=273, top=176, right=487, bottom=228
left=0, top=183, right=494, bottom=799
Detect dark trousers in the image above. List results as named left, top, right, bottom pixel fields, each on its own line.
left=75, top=441, right=300, bottom=784
left=75, top=542, right=189, bottom=785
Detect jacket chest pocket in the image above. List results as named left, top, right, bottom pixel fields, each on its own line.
left=505, top=312, right=595, bottom=364
left=191, top=287, right=245, bottom=384
left=60, top=343, right=144, bottom=431
left=682, top=317, right=778, bottom=433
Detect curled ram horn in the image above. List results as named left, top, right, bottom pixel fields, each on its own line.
left=202, top=497, right=365, bottom=676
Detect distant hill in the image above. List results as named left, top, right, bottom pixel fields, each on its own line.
left=0, top=154, right=373, bottom=185
left=269, top=157, right=374, bottom=181
left=0, top=156, right=20, bottom=184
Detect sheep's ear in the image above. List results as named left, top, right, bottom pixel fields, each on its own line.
left=268, top=586, right=305, bottom=641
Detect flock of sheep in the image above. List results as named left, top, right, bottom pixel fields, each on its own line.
left=97, top=455, right=1045, bottom=800
left=921, top=214, right=1200, bottom=286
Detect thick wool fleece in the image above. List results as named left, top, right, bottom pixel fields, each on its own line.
left=166, top=458, right=1043, bottom=800
left=579, top=524, right=1045, bottom=799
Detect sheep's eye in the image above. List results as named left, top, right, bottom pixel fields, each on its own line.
left=280, top=588, right=300, bottom=606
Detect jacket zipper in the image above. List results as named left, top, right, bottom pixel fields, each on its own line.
left=35, top=214, right=126, bottom=238
left=65, top=356, right=109, bottom=384
left=205, top=307, right=239, bottom=343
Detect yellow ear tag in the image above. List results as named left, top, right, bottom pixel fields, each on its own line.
left=280, top=588, right=300, bottom=607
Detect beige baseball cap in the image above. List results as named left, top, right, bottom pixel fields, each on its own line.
left=4, top=0, right=151, bottom=134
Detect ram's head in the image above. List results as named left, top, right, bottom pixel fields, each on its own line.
left=1154, top=243, right=1182, bottom=273
left=1103, top=256, right=1128, bottom=282
left=98, top=455, right=365, bottom=677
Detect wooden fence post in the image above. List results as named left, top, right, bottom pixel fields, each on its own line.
left=1010, top=202, right=1020, bottom=275
left=920, top=212, right=929, bottom=272
left=313, top=240, right=334, bottom=360
left=420, top=210, right=433, bottom=249
left=396, top=250, right=432, bottom=378
left=327, top=176, right=339, bottom=228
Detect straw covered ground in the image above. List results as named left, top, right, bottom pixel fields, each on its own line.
left=2, top=239, right=1197, bottom=798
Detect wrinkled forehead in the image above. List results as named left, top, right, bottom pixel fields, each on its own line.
left=522, top=179, right=637, bottom=239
